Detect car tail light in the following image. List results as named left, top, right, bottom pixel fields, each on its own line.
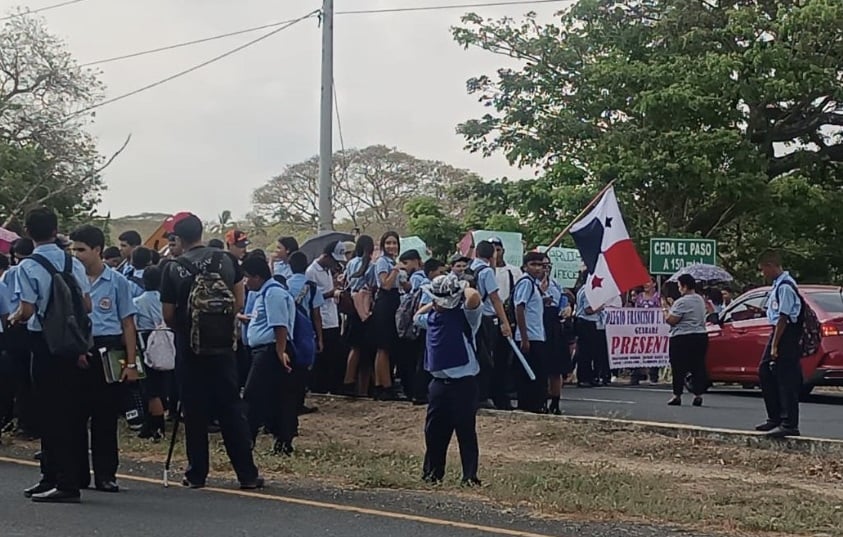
left=821, top=323, right=841, bottom=337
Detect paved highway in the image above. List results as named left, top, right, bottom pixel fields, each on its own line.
left=0, top=459, right=715, bottom=537
left=556, top=384, right=843, bottom=439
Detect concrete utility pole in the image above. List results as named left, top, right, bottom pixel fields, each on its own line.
left=318, top=0, right=334, bottom=231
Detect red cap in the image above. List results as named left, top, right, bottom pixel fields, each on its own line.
left=162, top=212, right=194, bottom=234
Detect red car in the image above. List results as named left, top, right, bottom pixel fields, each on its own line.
left=705, top=285, right=843, bottom=395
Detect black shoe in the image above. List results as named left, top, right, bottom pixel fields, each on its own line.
left=412, top=399, right=428, bottom=406
left=33, top=451, right=42, bottom=461
left=550, top=407, right=562, bottom=416
left=239, top=476, right=265, bottom=490
left=461, top=477, right=482, bottom=487
left=182, top=477, right=205, bottom=489
left=477, top=399, right=495, bottom=410
left=755, top=421, right=780, bottom=432
left=31, top=488, right=81, bottom=503
left=273, top=440, right=294, bottom=456
left=298, top=405, right=319, bottom=416
left=692, top=396, right=703, bottom=407
left=24, top=482, right=54, bottom=498
left=766, top=426, right=800, bottom=438
left=422, top=473, right=443, bottom=484
left=494, top=401, right=515, bottom=411
left=576, top=382, right=594, bottom=388
left=95, top=480, right=119, bottom=493
left=667, top=396, right=681, bottom=406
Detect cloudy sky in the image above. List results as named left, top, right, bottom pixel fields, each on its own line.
left=1, top=0, right=569, bottom=221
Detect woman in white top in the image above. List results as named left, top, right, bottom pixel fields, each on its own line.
left=663, top=274, right=708, bottom=407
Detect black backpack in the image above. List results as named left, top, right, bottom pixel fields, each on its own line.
left=776, top=280, right=821, bottom=357
left=29, top=254, right=93, bottom=357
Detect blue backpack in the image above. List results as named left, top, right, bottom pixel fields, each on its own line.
left=261, top=282, right=318, bottom=367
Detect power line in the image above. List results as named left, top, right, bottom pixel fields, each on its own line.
left=335, top=0, right=571, bottom=16
left=0, top=0, right=89, bottom=21
left=81, top=17, right=306, bottom=67
left=70, top=10, right=319, bottom=117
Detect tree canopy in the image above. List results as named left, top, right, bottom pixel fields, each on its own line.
left=453, top=0, right=843, bottom=282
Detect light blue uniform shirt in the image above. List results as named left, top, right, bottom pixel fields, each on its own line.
left=576, top=286, right=602, bottom=325
left=241, top=290, right=258, bottom=346
left=133, top=290, right=164, bottom=332
left=274, top=260, right=293, bottom=280
left=514, top=276, right=545, bottom=342
left=545, top=280, right=566, bottom=309
left=375, top=255, right=398, bottom=290
left=126, top=268, right=145, bottom=298
left=768, top=271, right=801, bottom=325
left=2, top=266, right=21, bottom=312
left=470, top=259, right=499, bottom=317
left=90, top=266, right=137, bottom=337
left=287, top=273, right=325, bottom=316
left=247, top=280, right=295, bottom=347
left=0, top=280, right=12, bottom=333
left=415, top=305, right=483, bottom=379
left=15, top=244, right=91, bottom=332
left=409, top=271, right=428, bottom=292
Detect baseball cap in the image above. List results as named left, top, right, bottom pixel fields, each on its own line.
left=325, top=240, right=346, bottom=262
left=162, top=211, right=194, bottom=234
left=225, top=229, right=249, bottom=248
left=342, top=241, right=356, bottom=255
left=488, top=236, right=504, bottom=246
left=422, top=274, right=468, bottom=310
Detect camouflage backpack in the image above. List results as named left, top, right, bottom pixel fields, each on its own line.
left=176, top=251, right=236, bottom=356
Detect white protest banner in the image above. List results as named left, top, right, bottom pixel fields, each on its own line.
left=537, top=246, right=582, bottom=289
left=603, top=308, right=670, bottom=368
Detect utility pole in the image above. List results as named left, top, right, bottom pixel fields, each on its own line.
left=318, top=0, right=334, bottom=232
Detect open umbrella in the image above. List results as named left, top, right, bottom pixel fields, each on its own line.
left=668, top=263, right=733, bottom=283
left=300, top=231, right=354, bottom=263
left=0, top=226, right=20, bottom=255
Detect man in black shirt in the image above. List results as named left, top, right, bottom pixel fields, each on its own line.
left=159, top=214, right=262, bottom=490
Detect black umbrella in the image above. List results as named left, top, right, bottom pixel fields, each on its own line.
left=299, top=231, right=354, bottom=263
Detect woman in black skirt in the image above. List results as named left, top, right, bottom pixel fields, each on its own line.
left=371, top=231, right=409, bottom=400
left=342, top=235, right=376, bottom=396
left=540, top=254, right=573, bottom=414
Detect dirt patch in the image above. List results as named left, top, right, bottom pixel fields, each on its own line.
left=9, top=397, right=843, bottom=536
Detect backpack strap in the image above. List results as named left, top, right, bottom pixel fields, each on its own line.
left=514, top=275, right=537, bottom=303
left=260, top=281, right=284, bottom=300
left=507, top=269, right=515, bottom=300
left=63, top=253, right=73, bottom=275
left=210, top=251, right=224, bottom=273
left=29, top=254, right=59, bottom=277
left=775, top=279, right=803, bottom=324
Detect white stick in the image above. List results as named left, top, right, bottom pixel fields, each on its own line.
left=507, top=337, right=536, bottom=381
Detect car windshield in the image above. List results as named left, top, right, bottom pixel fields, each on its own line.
left=807, top=290, right=843, bottom=314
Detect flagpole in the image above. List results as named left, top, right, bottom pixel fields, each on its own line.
left=545, top=179, right=617, bottom=250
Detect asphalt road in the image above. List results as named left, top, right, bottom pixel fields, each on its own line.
left=0, top=460, right=714, bottom=537
left=558, top=383, right=843, bottom=439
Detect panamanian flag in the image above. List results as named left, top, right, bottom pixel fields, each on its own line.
left=570, top=187, right=649, bottom=309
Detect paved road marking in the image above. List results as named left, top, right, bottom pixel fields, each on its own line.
left=0, top=456, right=559, bottom=537
left=564, top=397, right=636, bottom=405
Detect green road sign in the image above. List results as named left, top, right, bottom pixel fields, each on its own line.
left=649, top=238, right=717, bottom=275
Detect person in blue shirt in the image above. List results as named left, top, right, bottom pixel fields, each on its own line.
left=288, top=251, right=324, bottom=348
left=241, top=256, right=299, bottom=456
left=69, top=225, right=139, bottom=494
left=370, top=231, right=409, bottom=401
left=395, top=249, right=425, bottom=399
left=117, top=230, right=142, bottom=276
left=126, top=246, right=153, bottom=298
left=11, top=208, right=92, bottom=504
left=539, top=253, right=572, bottom=415
left=756, top=250, right=804, bottom=438
left=133, top=266, right=168, bottom=441
left=341, top=235, right=376, bottom=397
left=0, top=256, right=11, bottom=330
left=574, top=272, right=608, bottom=388
left=512, top=252, right=547, bottom=413
left=272, top=236, right=299, bottom=283
left=414, top=274, right=483, bottom=486
left=469, top=241, right=513, bottom=411
left=409, top=258, right=447, bottom=405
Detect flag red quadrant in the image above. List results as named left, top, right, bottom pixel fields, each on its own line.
left=603, top=238, right=650, bottom=291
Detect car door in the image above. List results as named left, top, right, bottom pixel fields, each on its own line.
left=707, top=291, right=770, bottom=382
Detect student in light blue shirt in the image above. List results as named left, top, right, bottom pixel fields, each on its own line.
left=272, top=236, right=299, bottom=283
left=370, top=232, right=405, bottom=400
left=539, top=254, right=572, bottom=415
left=756, top=250, right=803, bottom=437
left=126, top=246, right=154, bottom=298
left=133, top=266, right=164, bottom=332
left=574, top=278, right=604, bottom=387
left=70, top=225, right=139, bottom=493
left=0, top=278, right=11, bottom=332
left=342, top=235, right=376, bottom=397
left=118, top=230, right=142, bottom=277
left=241, top=256, right=300, bottom=455
left=513, top=252, right=547, bottom=413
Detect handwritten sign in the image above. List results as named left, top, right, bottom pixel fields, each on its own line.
left=604, top=308, right=670, bottom=368
left=537, top=246, right=582, bottom=289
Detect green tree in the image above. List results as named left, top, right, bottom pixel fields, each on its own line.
left=405, top=197, right=462, bottom=259
left=453, top=0, right=843, bottom=282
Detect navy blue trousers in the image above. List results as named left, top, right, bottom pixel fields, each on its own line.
left=423, top=376, right=479, bottom=482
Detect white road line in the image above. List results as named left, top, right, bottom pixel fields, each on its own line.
left=564, top=397, right=636, bottom=404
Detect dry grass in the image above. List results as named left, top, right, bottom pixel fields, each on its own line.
left=17, top=398, right=843, bottom=536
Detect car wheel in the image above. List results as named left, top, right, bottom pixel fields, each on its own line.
left=741, top=383, right=756, bottom=390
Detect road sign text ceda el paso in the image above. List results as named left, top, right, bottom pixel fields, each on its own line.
left=649, top=238, right=717, bottom=275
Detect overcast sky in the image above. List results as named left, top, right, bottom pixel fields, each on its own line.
left=1, top=0, right=568, bottom=221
